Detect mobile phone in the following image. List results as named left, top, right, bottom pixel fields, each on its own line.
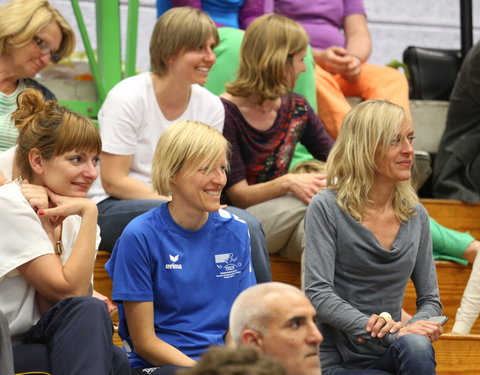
left=428, top=316, right=448, bottom=325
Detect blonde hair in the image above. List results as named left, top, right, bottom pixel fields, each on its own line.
left=326, top=100, right=417, bottom=222
left=177, top=345, right=285, bottom=375
left=290, top=160, right=326, bottom=175
left=152, top=121, right=229, bottom=195
left=150, top=7, right=219, bottom=76
left=226, top=14, right=309, bottom=103
left=12, top=88, right=101, bottom=181
left=0, top=0, right=75, bottom=58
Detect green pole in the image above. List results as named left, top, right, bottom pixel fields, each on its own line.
left=125, top=0, right=140, bottom=78
left=96, top=0, right=122, bottom=100
left=70, top=0, right=105, bottom=103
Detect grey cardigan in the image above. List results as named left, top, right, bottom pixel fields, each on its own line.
left=305, top=190, right=442, bottom=370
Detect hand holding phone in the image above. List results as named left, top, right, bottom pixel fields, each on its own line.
left=428, top=316, right=448, bottom=325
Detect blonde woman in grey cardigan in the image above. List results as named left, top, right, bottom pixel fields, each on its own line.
left=305, top=100, right=443, bottom=375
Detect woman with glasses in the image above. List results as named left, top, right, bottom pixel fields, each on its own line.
left=0, top=0, right=75, bottom=153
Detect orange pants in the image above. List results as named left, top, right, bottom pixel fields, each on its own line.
left=315, top=63, right=411, bottom=139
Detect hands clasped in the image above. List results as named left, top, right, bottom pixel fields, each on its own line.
left=314, top=46, right=362, bottom=82
left=360, top=313, right=443, bottom=344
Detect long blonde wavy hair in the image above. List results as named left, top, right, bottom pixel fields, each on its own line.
left=326, top=100, right=417, bottom=223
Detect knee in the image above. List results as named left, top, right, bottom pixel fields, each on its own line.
left=394, top=334, right=434, bottom=358
left=61, top=296, right=108, bottom=320
left=243, top=213, right=262, bottom=233
left=383, top=66, right=409, bottom=86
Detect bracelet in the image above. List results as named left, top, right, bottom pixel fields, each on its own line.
left=55, top=241, right=63, bottom=256
left=378, top=312, right=393, bottom=323
left=350, top=54, right=363, bottom=63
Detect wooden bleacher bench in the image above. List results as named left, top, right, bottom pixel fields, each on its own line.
left=94, top=251, right=113, bottom=300
left=416, top=199, right=480, bottom=334
left=93, top=251, right=122, bottom=346
left=270, top=255, right=301, bottom=289
left=403, top=261, right=478, bottom=334
left=421, top=198, right=480, bottom=239
left=434, top=333, right=480, bottom=375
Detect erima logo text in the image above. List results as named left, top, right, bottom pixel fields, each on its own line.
left=166, top=253, right=182, bottom=269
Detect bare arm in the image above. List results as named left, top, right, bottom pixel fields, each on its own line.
left=226, top=173, right=326, bottom=208
left=344, top=14, right=371, bottom=62
left=313, top=14, right=371, bottom=80
left=312, top=46, right=352, bottom=74
left=342, top=14, right=371, bottom=81
left=124, top=301, right=196, bottom=367
left=100, top=152, right=170, bottom=200
left=18, top=188, right=98, bottom=304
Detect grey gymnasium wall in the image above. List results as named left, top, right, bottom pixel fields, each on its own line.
left=2, top=0, right=479, bottom=73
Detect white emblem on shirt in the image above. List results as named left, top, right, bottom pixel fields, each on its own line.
left=215, top=253, right=242, bottom=279
left=165, top=253, right=182, bottom=269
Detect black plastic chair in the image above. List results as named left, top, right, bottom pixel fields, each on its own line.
left=403, top=46, right=462, bottom=100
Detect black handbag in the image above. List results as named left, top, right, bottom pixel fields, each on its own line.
left=403, top=46, right=462, bottom=100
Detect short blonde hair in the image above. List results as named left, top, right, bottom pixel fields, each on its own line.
left=326, top=100, right=417, bottom=222
left=226, top=14, right=309, bottom=103
left=150, top=7, right=219, bottom=76
left=0, top=0, right=75, bottom=58
left=12, top=89, right=101, bottom=181
left=152, top=121, right=229, bottom=195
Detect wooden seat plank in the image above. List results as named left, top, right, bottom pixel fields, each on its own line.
left=434, top=334, right=480, bottom=375
left=420, top=198, right=480, bottom=239
left=94, top=251, right=113, bottom=300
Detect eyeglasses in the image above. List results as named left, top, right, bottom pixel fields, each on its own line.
left=34, top=36, right=61, bottom=63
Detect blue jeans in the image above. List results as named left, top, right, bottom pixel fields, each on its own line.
left=97, top=198, right=272, bottom=283
left=324, top=335, right=436, bottom=375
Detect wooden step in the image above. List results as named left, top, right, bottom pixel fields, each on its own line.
left=270, top=255, right=301, bottom=288
left=113, top=324, right=122, bottom=348
left=412, top=199, right=480, bottom=333
left=94, top=250, right=113, bottom=300
left=421, top=198, right=480, bottom=239
left=93, top=251, right=122, bottom=347
left=434, top=333, right=480, bottom=375
left=403, top=261, right=478, bottom=334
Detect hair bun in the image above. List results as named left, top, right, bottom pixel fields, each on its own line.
left=12, top=88, right=48, bottom=131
